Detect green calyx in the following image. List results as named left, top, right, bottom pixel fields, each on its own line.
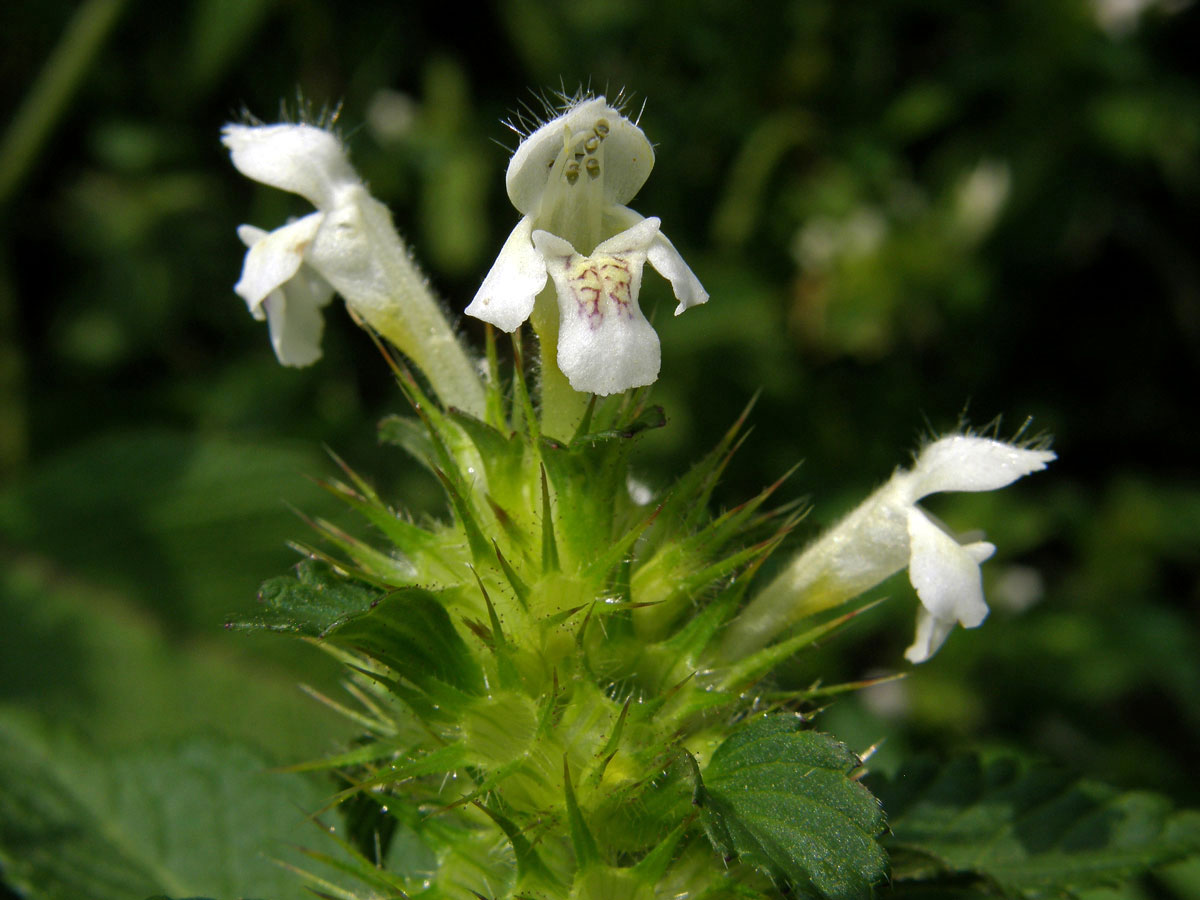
left=235, top=332, right=883, bottom=900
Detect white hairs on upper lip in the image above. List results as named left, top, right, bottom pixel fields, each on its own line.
left=910, top=414, right=1056, bottom=464
left=496, top=84, right=640, bottom=155
left=231, top=93, right=346, bottom=137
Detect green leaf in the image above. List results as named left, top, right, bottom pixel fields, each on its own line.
left=0, top=429, right=346, bottom=631
left=325, top=586, right=485, bottom=696
left=569, top=401, right=667, bottom=446
left=238, top=558, right=383, bottom=636
left=0, top=554, right=348, bottom=762
left=0, top=714, right=335, bottom=900
left=869, top=754, right=1200, bottom=896
left=697, top=715, right=887, bottom=900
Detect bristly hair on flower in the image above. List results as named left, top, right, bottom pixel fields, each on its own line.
left=229, top=91, right=346, bottom=134
left=501, top=85, right=641, bottom=144
left=466, top=90, right=707, bottom=397
left=912, top=413, right=1055, bottom=464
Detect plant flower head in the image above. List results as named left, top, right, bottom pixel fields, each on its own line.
left=223, top=123, right=357, bottom=366
left=465, top=95, right=708, bottom=395
left=723, top=434, right=1056, bottom=663
left=223, top=120, right=486, bottom=414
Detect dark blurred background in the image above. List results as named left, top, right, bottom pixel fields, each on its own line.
left=1, top=0, right=1197, bottom=859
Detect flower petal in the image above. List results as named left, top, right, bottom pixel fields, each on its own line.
left=906, top=508, right=991, bottom=628
left=904, top=608, right=957, bottom=664
left=236, top=225, right=270, bottom=320
left=261, top=265, right=335, bottom=367
left=648, top=230, right=709, bottom=314
left=465, top=216, right=548, bottom=332
left=911, top=435, right=1056, bottom=499
left=610, top=205, right=708, bottom=314
left=506, top=97, right=655, bottom=216
left=234, top=213, right=324, bottom=313
left=534, top=220, right=661, bottom=395
left=222, top=124, right=358, bottom=208
left=903, top=528, right=998, bottom=664
left=590, top=216, right=660, bottom=257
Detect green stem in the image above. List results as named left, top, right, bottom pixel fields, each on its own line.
left=0, top=0, right=127, bottom=205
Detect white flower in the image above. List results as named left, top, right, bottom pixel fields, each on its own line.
left=722, top=435, right=1056, bottom=663
left=465, top=96, right=708, bottom=395
left=224, top=121, right=488, bottom=414
left=224, top=123, right=359, bottom=367
left=894, top=436, right=1055, bottom=661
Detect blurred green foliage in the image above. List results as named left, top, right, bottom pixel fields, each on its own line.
left=1, top=0, right=1198, bottom=894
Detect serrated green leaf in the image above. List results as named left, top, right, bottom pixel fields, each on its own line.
left=869, top=754, right=1200, bottom=896
left=0, top=714, right=334, bottom=900
left=238, top=558, right=383, bottom=636
left=697, top=716, right=887, bottom=900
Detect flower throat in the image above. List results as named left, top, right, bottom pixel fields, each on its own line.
left=541, top=117, right=611, bottom=254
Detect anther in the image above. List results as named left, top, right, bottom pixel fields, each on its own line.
left=584, top=135, right=600, bottom=153
left=585, top=157, right=600, bottom=179
left=594, top=119, right=610, bottom=138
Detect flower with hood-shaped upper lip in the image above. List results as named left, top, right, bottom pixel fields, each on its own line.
left=892, top=435, right=1056, bottom=662
left=465, top=96, right=708, bottom=395
left=721, top=434, right=1056, bottom=664
left=224, top=123, right=358, bottom=367
left=223, top=121, right=488, bottom=416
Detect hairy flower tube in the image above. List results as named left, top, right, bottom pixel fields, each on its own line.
left=722, top=435, right=1056, bottom=663
left=465, top=96, right=708, bottom=396
left=224, top=122, right=486, bottom=416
